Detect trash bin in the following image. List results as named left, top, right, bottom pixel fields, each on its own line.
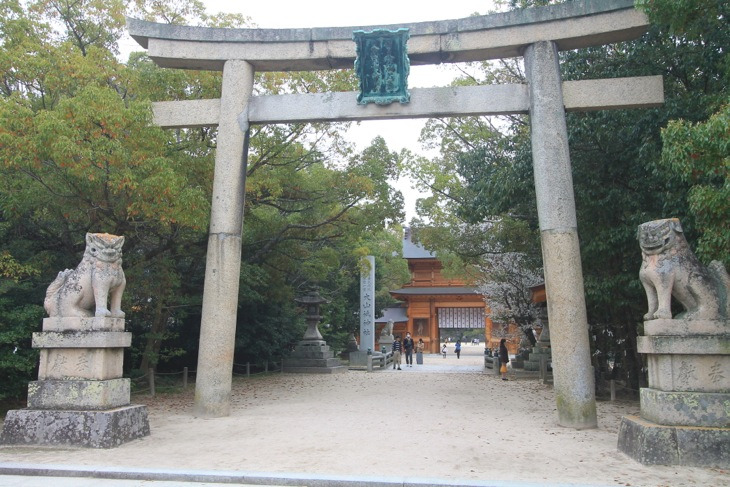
left=416, top=351, right=423, bottom=365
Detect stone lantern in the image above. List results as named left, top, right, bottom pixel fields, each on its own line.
left=283, top=291, right=346, bottom=374
left=296, top=291, right=327, bottom=342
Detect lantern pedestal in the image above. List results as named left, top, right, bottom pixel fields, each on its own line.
left=283, top=340, right=347, bottom=374
left=284, top=292, right=347, bottom=374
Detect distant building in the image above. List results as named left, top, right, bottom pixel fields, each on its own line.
left=375, top=228, right=504, bottom=354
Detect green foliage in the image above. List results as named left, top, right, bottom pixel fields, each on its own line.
left=638, top=0, right=727, bottom=40
left=660, top=105, right=730, bottom=266
left=0, top=0, right=405, bottom=398
left=409, top=1, right=728, bottom=389
left=0, top=247, right=43, bottom=400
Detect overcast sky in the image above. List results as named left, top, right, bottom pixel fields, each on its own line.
left=128, top=1, right=501, bottom=221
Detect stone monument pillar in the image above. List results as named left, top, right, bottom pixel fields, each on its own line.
left=0, top=233, right=149, bottom=448
left=360, top=255, right=375, bottom=352
left=618, top=219, right=729, bottom=468
left=283, top=291, right=346, bottom=374
left=349, top=256, right=377, bottom=366
left=524, top=40, right=597, bottom=429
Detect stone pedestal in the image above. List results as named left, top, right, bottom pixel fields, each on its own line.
left=524, top=344, right=551, bottom=371
left=524, top=323, right=551, bottom=371
left=0, top=317, right=150, bottom=448
left=378, top=335, right=394, bottom=353
left=1, top=405, right=150, bottom=449
left=285, top=291, right=346, bottom=374
left=618, top=319, right=729, bottom=468
left=348, top=350, right=370, bottom=367
left=284, top=340, right=347, bottom=374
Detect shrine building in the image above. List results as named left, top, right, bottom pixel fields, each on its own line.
left=376, top=228, right=500, bottom=354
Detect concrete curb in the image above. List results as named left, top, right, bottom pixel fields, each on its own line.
left=0, top=462, right=613, bottom=487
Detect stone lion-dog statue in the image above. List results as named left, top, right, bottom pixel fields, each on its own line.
left=638, top=218, right=729, bottom=321
left=44, top=233, right=126, bottom=318
left=381, top=319, right=394, bottom=338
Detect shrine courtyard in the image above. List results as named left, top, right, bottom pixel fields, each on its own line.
left=0, top=346, right=726, bottom=487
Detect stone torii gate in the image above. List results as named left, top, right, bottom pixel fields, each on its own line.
left=128, top=0, right=663, bottom=428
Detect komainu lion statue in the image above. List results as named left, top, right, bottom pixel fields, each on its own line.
left=638, top=218, right=729, bottom=321
left=44, top=233, right=126, bottom=318
left=381, top=319, right=394, bottom=338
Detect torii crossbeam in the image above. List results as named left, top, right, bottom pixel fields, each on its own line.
left=128, top=0, right=663, bottom=429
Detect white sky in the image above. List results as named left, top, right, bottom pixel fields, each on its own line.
left=126, top=1, right=501, bottom=221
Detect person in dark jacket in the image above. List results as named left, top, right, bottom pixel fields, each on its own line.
left=403, top=332, right=415, bottom=367
left=454, top=339, right=462, bottom=359
left=499, top=338, right=509, bottom=381
left=392, top=335, right=402, bottom=370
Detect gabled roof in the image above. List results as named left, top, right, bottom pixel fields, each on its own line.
left=403, top=227, right=436, bottom=259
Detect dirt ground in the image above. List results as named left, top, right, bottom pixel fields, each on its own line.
left=0, top=347, right=727, bottom=486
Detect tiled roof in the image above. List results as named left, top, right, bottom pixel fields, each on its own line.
left=402, top=227, right=436, bottom=259
left=390, top=286, right=480, bottom=296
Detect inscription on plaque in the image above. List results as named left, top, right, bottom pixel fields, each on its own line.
left=709, top=361, right=725, bottom=384
left=353, top=28, right=410, bottom=105
left=359, top=256, right=375, bottom=351
left=676, top=360, right=697, bottom=386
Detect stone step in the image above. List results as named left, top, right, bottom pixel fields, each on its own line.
left=529, top=351, right=551, bottom=362
left=289, top=350, right=334, bottom=359
left=284, top=357, right=342, bottom=368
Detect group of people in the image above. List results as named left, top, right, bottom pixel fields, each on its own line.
left=391, top=332, right=424, bottom=369
left=441, top=340, right=462, bottom=358
left=391, top=334, right=511, bottom=381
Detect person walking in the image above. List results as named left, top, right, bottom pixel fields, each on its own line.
left=455, top=339, right=462, bottom=359
left=441, top=343, right=447, bottom=358
left=392, top=335, right=402, bottom=370
left=499, top=338, right=509, bottom=381
left=416, top=338, right=425, bottom=365
left=403, top=332, right=415, bottom=367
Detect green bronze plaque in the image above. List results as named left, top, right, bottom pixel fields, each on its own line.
left=353, top=28, right=410, bottom=105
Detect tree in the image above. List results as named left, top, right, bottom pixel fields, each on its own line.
left=0, top=0, right=407, bottom=398
left=659, top=106, right=729, bottom=266
left=638, top=0, right=730, bottom=267
left=478, top=250, right=542, bottom=344
left=409, top=0, right=728, bottom=390
left=0, top=250, right=44, bottom=401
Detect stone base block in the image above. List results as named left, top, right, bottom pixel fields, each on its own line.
left=643, top=318, right=728, bottom=336
left=27, top=378, right=130, bottom=410
left=42, top=316, right=125, bottom=332
left=284, top=352, right=346, bottom=372
left=348, top=351, right=371, bottom=367
left=38, top=348, right=124, bottom=380
left=0, top=404, right=150, bottom=449
left=638, top=335, right=730, bottom=392
left=617, top=415, right=730, bottom=468
left=33, top=331, right=132, bottom=349
left=289, top=349, right=335, bottom=360
left=283, top=365, right=348, bottom=374
left=285, top=357, right=343, bottom=368
left=640, top=388, right=730, bottom=428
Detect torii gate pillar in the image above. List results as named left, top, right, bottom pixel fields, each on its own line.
left=525, top=41, right=597, bottom=428
left=194, top=60, right=254, bottom=417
